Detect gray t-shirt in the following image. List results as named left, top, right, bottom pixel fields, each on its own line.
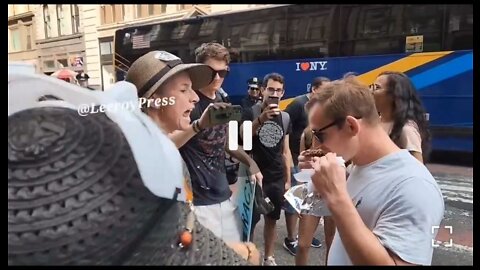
left=327, top=150, right=444, bottom=265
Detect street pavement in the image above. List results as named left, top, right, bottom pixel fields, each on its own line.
left=250, top=163, right=473, bottom=265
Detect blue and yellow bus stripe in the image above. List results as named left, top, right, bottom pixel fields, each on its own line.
left=279, top=51, right=454, bottom=110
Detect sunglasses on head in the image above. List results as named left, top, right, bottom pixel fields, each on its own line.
left=311, top=116, right=362, bottom=144
left=212, top=68, right=230, bottom=79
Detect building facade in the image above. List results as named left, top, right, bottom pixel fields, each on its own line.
left=85, top=4, right=260, bottom=90
left=8, top=5, right=38, bottom=70
left=9, top=4, right=264, bottom=89
left=34, top=4, right=86, bottom=76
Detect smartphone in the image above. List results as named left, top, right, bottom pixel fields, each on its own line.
left=266, top=96, right=279, bottom=106
left=209, top=105, right=243, bottom=125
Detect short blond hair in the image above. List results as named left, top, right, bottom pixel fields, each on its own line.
left=306, top=80, right=379, bottom=125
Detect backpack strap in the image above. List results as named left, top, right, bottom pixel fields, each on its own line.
left=280, top=111, right=290, bottom=134
left=251, top=103, right=262, bottom=120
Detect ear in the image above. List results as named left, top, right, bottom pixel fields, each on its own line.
left=345, top=115, right=360, bottom=136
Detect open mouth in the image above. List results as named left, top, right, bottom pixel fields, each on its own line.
left=183, top=109, right=193, bottom=117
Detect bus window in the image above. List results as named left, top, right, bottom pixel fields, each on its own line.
left=444, top=5, right=473, bottom=50
left=342, top=5, right=402, bottom=56
left=222, top=6, right=287, bottom=63
left=357, top=6, right=392, bottom=38
left=271, top=18, right=287, bottom=59
left=402, top=5, right=444, bottom=52
left=198, top=19, right=219, bottom=37
left=171, top=24, right=190, bottom=40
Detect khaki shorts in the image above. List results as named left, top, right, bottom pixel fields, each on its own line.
left=194, top=198, right=243, bottom=242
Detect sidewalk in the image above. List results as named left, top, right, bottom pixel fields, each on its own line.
left=426, top=163, right=473, bottom=178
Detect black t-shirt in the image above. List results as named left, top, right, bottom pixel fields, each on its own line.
left=284, top=94, right=309, bottom=165
left=242, top=106, right=292, bottom=184
left=241, top=96, right=258, bottom=110
left=179, top=91, right=231, bottom=206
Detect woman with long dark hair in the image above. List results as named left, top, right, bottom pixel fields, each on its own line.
left=370, top=71, right=431, bottom=163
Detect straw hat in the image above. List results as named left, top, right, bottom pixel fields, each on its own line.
left=126, top=51, right=215, bottom=99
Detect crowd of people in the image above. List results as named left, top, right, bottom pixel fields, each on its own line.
left=8, top=42, right=444, bottom=266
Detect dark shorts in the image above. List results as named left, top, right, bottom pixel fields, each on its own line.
left=251, top=180, right=284, bottom=229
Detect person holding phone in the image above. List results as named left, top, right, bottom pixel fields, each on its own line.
left=240, top=73, right=293, bottom=266
left=171, top=42, right=262, bottom=243
left=8, top=71, right=261, bottom=265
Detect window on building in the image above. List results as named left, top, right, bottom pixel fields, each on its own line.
left=26, top=24, right=32, bottom=50
left=71, top=4, right=80, bottom=33
left=57, top=56, right=68, bottom=68
left=100, top=5, right=114, bottom=25
left=100, top=41, right=113, bottom=55
left=160, top=4, right=167, bottom=13
left=137, top=5, right=165, bottom=18
left=136, top=5, right=145, bottom=18
left=43, top=60, right=55, bottom=69
left=178, top=4, right=193, bottom=10
left=10, top=28, right=21, bottom=52
left=43, top=5, right=52, bottom=38
left=147, top=5, right=166, bottom=16
left=57, top=5, right=64, bottom=36
left=114, top=5, right=124, bottom=22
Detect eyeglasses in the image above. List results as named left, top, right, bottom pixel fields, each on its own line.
left=311, top=119, right=342, bottom=144
left=312, top=117, right=362, bottom=144
left=266, top=87, right=284, bottom=94
left=369, top=83, right=382, bottom=92
left=249, top=87, right=259, bottom=91
left=213, top=68, right=230, bottom=79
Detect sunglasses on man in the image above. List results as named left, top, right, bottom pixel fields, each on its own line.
left=212, top=68, right=230, bottom=79
left=249, top=87, right=259, bottom=91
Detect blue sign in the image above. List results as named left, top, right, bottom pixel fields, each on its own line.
left=235, top=163, right=256, bottom=242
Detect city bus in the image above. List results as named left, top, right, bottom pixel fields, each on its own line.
left=114, top=4, right=473, bottom=158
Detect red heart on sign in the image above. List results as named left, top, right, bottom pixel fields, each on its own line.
left=300, top=62, right=310, bottom=71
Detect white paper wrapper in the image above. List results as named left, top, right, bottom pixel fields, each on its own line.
left=284, top=184, right=331, bottom=217
left=286, top=156, right=346, bottom=217
left=293, top=169, right=314, bottom=183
